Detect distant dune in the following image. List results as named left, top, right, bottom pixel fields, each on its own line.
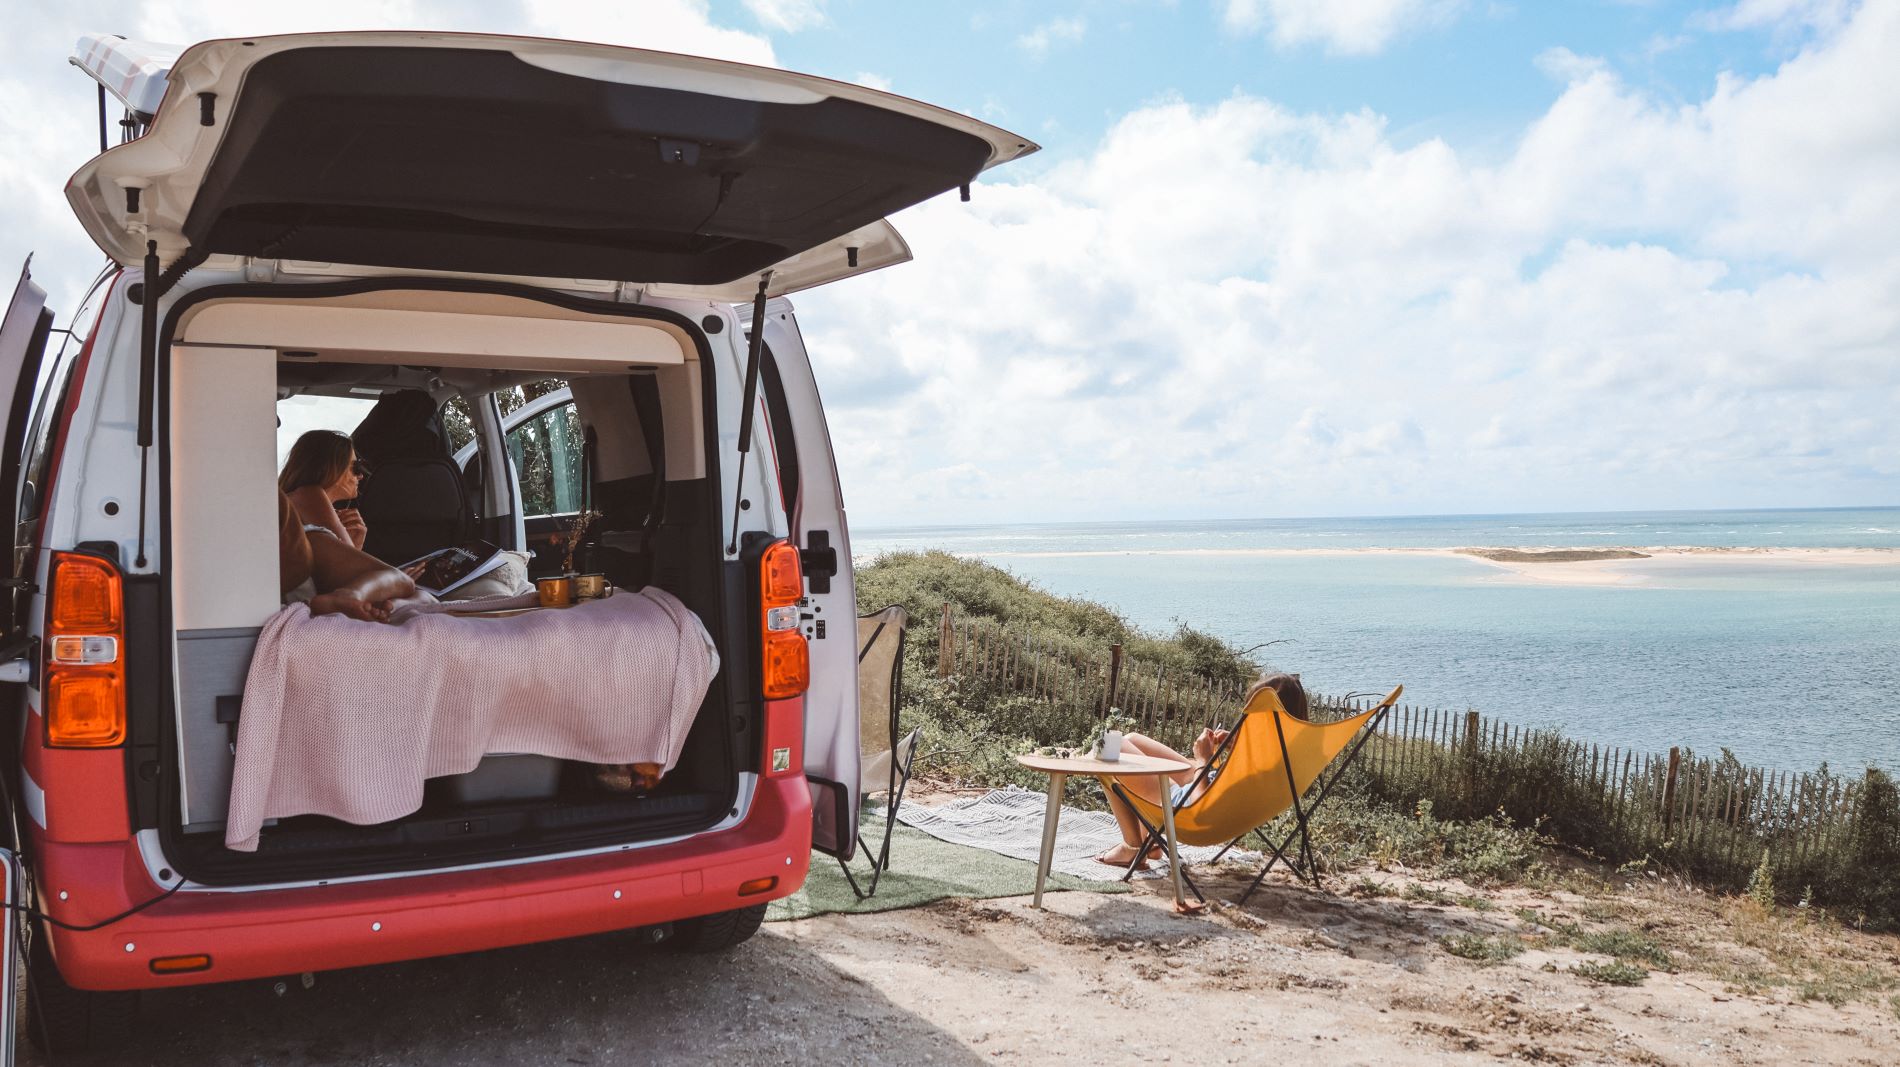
left=1458, top=548, right=1652, bottom=563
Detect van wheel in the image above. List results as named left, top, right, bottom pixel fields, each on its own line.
left=24, top=927, right=134, bottom=1058
left=665, top=904, right=766, bottom=953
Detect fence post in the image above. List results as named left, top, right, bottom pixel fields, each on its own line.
left=1463, top=710, right=1480, bottom=760
left=1103, top=643, right=1123, bottom=713
left=1663, top=746, right=1682, bottom=834
left=937, top=602, right=953, bottom=678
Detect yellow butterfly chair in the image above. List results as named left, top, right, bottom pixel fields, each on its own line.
left=1113, top=684, right=1403, bottom=904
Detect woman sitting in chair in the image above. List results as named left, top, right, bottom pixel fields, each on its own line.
left=1098, top=673, right=1308, bottom=868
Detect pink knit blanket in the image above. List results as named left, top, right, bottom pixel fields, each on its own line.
left=225, top=586, right=719, bottom=851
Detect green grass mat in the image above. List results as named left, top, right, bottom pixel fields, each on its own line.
left=767, top=822, right=1128, bottom=921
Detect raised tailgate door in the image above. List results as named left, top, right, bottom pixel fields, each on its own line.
left=66, top=32, right=1036, bottom=295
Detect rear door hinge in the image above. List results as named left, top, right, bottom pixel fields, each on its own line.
left=615, top=281, right=648, bottom=304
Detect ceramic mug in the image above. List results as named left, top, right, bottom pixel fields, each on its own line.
left=574, top=573, right=613, bottom=600
left=1100, top=730, right=1124, bottom=762
left=536, top=575, right=574, bottom=608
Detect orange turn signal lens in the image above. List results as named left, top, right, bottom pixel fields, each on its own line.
left=45, top=671, right=126, bottom=747
left=738, top=876, right=779, bottom=897
left=759, top=540, right=803, bottom=607
left=49, top=554, right=121, bottom=633
left=761, top=629, right=809, bottom=700
left=149, top=954, right=212, bottom=975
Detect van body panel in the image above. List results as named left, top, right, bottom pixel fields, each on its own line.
left=170, top=344, right=278, bottom=630
left=181, top=302, right=690, bottom=369
left=67, top=32, right=1034, bottom=294
left=42, top=772, right=810, bottom=990
left=173, top=628, right=257, bottom=829
left=21, top=711, right=130, bottom=843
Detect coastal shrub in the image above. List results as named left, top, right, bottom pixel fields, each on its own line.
left=1745, top=851, right=1777, bottom=911
left=1441, top=934, right=1525, bottom=964
left=1567, top=928, right=1675, bottom=970
left=1269, top=794, right=1548, bottom=885
left=1842, top=769, right=1899, bottom=927
left=1571, top=960, right=1648, bottom=986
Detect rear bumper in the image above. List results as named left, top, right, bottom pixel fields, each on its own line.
left=40, top=775, right=812, bottom=990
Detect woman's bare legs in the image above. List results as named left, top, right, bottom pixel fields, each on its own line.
left=1098, top=732, right=1195, bottom=865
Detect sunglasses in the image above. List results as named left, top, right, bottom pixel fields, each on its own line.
left=351, top=460, right=373, bottom=478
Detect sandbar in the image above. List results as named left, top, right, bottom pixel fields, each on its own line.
left=921, top=545, right=1900, bottom=588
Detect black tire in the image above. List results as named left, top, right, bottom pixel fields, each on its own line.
left=664, top=904, right=766, bottom=954
left=24, top=926, right=134, bottom=1059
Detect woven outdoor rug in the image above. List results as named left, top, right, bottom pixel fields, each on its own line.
left=896, top=787, right=1257, bottom=882
left=766, top=818, right=1123, bottom=921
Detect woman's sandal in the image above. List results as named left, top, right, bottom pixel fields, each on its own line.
left=1094, top=842, right=1167, bottom=871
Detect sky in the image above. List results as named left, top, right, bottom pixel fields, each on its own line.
left=2, top=0, right=1895, bottom=526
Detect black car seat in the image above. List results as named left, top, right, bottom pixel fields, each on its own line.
left=350, top=390, right=474, bottom=565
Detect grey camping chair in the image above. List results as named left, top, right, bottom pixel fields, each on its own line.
left=840, top=606, right=919, bottom=898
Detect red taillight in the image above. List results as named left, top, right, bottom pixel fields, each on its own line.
left=758, top=540, right=808, bottom=701
left=45, top=553, right=126, bottom=748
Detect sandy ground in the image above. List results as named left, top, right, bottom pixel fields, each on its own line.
left=27, top=859, right=1899, bottom=1066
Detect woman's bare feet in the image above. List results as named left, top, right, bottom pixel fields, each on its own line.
left=1094, top=842, right=1166, bottom=869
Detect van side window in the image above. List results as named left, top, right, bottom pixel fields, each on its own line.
left=13, top=344, right=81, bottom=565
left=10, top=336, right=80, bottom=629
left=506, top=399, right=583, bottom=518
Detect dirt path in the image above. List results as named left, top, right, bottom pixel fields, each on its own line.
left=28, top=863, right=1898, bottom=1065
left=776, top=867, right=1900, bottom=1066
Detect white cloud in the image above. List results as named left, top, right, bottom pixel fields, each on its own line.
left=795, top=0, right=1900, bottom=523
left=1222, top=0, right=1465, bottom=55
left=852, top=71, right=893, bottom=92
left=1712, top=0, right=1856, bottom=32
left=741, top=0, right=828, bottom=33
left=1534, top=46, right=1608, bottom=83
left=1016, top=17, right=1087, bottom=57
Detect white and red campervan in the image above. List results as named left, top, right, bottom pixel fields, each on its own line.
left=0, top=32, right=1032, bottom=1057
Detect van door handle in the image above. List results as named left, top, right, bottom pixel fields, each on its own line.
left=801, top=531, right=838, bottom=594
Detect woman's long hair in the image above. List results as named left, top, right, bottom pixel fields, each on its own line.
left=279, top=430, right=354, bottom=496
left=1245, top=672, right=1310, bottom=721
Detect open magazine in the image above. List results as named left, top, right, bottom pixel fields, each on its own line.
left=401, top=540, right=511, bottom=597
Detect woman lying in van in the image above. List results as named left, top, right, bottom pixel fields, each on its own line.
left=278, top=490, right=415, bottom=622
left=280, top=429, right=370, bottom=550
left=1097, top=673, right=1309, bottom=869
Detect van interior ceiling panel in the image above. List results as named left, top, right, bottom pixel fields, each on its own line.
left=157, top=288, right=739, bottom=883
left=184, top=47, right=995, bottom=283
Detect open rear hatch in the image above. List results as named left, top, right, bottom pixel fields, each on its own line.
left=67, top=31, right=1037, bottom=296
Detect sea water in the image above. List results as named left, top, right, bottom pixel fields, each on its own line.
left=853, top=508, right=1900, bottom=773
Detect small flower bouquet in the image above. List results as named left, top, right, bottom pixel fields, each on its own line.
left=561, top=509, right=602, bottom=575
